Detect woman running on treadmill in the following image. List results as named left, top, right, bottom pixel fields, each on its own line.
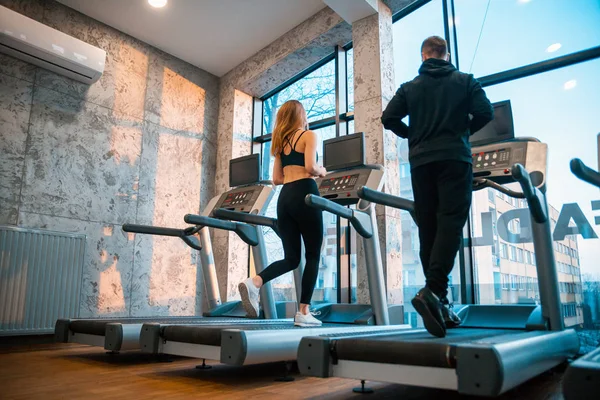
left=238, top=100, right=327, bottom=327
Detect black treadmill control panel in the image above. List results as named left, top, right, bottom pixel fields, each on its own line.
left=472, top=148, right=511, bottom=170
left=315, top=168, right=383, bottom=206
left=319, top=174, right=360, bottom=193
left=471, top=140, right=546, bottom=185
left=213, top=187, right=264, bottom=213
left=221, top=190, right=254, bottom=207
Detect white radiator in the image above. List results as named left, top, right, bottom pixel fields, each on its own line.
left=0, top=226, right=85, bottom=335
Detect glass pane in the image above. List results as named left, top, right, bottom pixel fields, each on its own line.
left=455, top=0, right=600, bottom=77
left=348, top=214, right=358, bottom=303
left=392, top=0, right=445, bottom=88
left=262, top=59, right=336, bottom=134
left=347, top=48, right=354, bottom=112
left=348, top=119, right=355, bottom=135
left=311, top=125, right=338, bottom=303
left=469, top=59, right=599, bottom=340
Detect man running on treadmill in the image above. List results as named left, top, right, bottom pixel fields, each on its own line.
left=381, top=36, right=493, bottom=338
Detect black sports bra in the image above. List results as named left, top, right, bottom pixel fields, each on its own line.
left=280, top=129, right=318, bottom=168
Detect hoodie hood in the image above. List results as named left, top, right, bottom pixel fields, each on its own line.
left=418, top=58, right=456, bottom=77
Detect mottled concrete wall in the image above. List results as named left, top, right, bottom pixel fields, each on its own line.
left=0, top=0, right=218, bottom=317
left=352, top=1, right=403, bottom=305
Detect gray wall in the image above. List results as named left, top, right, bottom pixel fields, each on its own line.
left=0, top=0, right=219, bottom=318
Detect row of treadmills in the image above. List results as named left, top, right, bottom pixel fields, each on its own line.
left=54, top=103, right=599, bottom=397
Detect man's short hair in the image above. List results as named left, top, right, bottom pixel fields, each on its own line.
left=421, top=36, right=448, bottom=59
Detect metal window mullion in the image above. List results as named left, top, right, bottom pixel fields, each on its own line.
left=443, top=0, right=460, bottom=70
left=335, top=45, right=348, bottom=138
left=461, top=215, right=476, bottom=305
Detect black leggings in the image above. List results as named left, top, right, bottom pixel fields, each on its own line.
left=258, top=178, right=324, bottom=305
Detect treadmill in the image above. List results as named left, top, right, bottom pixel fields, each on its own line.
left=139, top=133, right=410, bottom=366
left=54, top=154, right=294, bottom=352
left=563, top=133, right=600, bottom=400
left=297, top=103, right=580, bottom=397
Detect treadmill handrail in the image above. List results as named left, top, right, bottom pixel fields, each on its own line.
left=473, top=178, right=526, bottom=199
left=358, top=187, right=415, bottom=217
left=305, top=194, right=373, bottom=238
left=512, top=164, right=547, bottom=223
left=570, top=158, right=600, bottom=188
left=184, top=214, right=259, bottom=246
left=213, top=208, right=280, bottom=237
left=122, top=224, right=202, bottom=251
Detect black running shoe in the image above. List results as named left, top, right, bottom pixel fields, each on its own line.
left=411, top=287, right=446, bottom=338
left=440, top=297, right=461, bottom=328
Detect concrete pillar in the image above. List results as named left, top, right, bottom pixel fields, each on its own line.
left=352, top=0, right=403, bottom=305
left=212, top=84, right=254, bottom=301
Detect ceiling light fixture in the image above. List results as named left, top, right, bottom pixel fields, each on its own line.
left=564, top=80, right=577, bottom=90
left=546, top=43, right=562, bottom=53
left=518, top=0, right=532, bottom=3
left=148, top=0, right=167, bottom=8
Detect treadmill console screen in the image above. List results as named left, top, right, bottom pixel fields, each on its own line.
left=323, top=132, right=365, bottom=171
left=229, top=154, right=260, bottom=187
left=470, top=100, right=515, bottom=147
left=319, top=174, right=360, bottom=194
left=220, top=189, right=254, bottom=207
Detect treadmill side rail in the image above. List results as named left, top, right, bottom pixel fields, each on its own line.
left=223, top=325, right=411, bottom=366
left=456, top=329, right=579, bottom=396
left=332, top=360, right=458, bottom=390
left=297, top=336, right=333, bottom=378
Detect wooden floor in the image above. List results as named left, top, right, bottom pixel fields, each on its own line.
left=0, top=340, right=566, bottom=400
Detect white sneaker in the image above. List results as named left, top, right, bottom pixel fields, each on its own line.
left=294, top=311, right=323, bottom=327
left=238, top=278, right=260, bottom=318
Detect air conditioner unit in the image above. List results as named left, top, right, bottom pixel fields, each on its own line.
left=0, top=5, right=106, bottom=84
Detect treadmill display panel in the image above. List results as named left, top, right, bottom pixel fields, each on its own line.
left=470, top=100, right=514, bottom=147
left=472, top=148, right=511, bottom=171
left=323, top=132, right=365, bottom=171
left=318, top=174, right=360, bottom=194
left=220, top=190, right=254, bottom=207
left=229, top=154, right=260, bottom=187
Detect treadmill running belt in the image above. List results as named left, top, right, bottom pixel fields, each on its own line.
left=334, top=328, right=515, bottom=368
left=162, top=323, right=345, bottom=346
left=69, top=317, right=207, bottom=336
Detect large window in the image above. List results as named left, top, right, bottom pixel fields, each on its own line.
left=251, top=0, right=600, bottom=337
left=391, top=1, right=461, bottom=327
left=390, top=0, right=600, bottom=336
left=455, top=0, right=600, bottom=76
left=260, top=59, right=337, bottom=180
left=262, top=60, right=336, bottom=132
left=253, top=49, right=354, bottom=304
left=392, top=0, right=445, bottom=87
left=472, top=59, right=599, bottom=330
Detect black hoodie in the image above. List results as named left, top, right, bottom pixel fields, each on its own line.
left=381, top=58, right=493, bottom=169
